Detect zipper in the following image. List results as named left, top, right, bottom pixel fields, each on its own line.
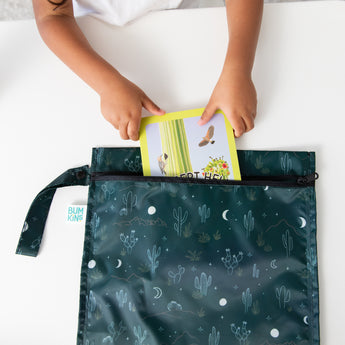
left=91, top=171, right=318, bottom=187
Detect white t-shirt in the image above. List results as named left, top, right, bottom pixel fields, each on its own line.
left=72, top=0, right=183, bottom=26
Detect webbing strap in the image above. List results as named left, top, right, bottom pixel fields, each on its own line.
left=16, top=165, right=90, bottom=257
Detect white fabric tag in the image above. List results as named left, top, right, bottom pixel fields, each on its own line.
left=67, top=205, right=87, bottom=224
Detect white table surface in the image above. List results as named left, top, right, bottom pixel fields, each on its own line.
left=1, top=2, right=345, bottom=344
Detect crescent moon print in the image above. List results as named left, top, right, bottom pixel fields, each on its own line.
left=115, top=259, right=122, bottom=268
left=270, top=259, right=278, bottom=269
left=303, top=316, right=309, bottom=325
left=299, top=217, right=307, bottom=228
left=222, top=210, right=230, bottom=221
left=153, top=287, right=162, bottom=299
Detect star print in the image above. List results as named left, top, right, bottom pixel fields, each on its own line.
left=198, top=327, right=204, bottom=332
left=220, top=315, right=224, bottom=319
left=237, top=201, right=242, bottom=206
left=162, top=236, right=167, bottom=241
left=233, top=285, right=239, bottom=290
left=262, top=213, right=267, bottom=218
left=181, top=195, right=187, bottom=200
left=299, top=303, right=306, bottom=309
left=266, top=315, right=272, bottom=321
left=247, top=252, right=253, bottom=257
left=191, top=266, right=197, bottom=272
left=296, top=335, right=302, bottom=341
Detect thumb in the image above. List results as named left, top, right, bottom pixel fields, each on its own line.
left=198, top=101, right=218, bottom=126
left=142, top=94, right=165, bottom=116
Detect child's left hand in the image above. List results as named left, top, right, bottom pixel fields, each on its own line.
left=198, top=69, right=257, bottom=138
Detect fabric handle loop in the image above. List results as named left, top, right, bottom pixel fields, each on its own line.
left=16, top=165, right=90, bottom=257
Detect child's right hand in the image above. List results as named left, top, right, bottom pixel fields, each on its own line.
left=100, top=74, right=165, bottom=141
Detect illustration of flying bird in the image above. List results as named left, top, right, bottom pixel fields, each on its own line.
left=198, top=125, right=215, bottom=147
left=157, top=153, right=168, bottom=175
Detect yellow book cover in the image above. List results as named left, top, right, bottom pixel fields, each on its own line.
left=139, top=108, right=241, bottom=180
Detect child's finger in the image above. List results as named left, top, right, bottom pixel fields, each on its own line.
left=127, top=120, right=140, bottom=141
left=198, top=102, right=218, bottom=125
left=119, top=122, right=129, bottom=140
left=228, top=113, right=246, bottom=138
left=142, top=95, right=165, bottom=116
left=243, top=113, right=255, bottom=132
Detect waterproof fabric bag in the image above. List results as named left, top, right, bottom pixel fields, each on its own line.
left=16, top=148, right=320, bottom=345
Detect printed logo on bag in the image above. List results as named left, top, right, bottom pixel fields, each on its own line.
left=67, top=205, right=86, bottom=223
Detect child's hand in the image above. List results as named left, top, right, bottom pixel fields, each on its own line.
left=100, top=74, right=165, bottom=140
left=198, top=70, right=257, bottom=138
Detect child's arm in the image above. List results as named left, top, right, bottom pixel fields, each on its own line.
left=198, top=0, right=264, bottom=137
left=33, top=0, right=165, bottom=140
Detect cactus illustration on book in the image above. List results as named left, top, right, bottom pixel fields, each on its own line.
left=242, top=288, right=252, bottom=313
left=168, top=265, right=185, bottom=284
left=133, top=325, right=147, bottom=345
left=194, top=272, right=212, bottom=296
left=173, top=206, right=188, bottom=236
left=147, top=245, right=161, bottom=274
left=198, top=204, right=210, bottom=223
left=120, top=191, right=137, bottom=216
left=159, top=119, right=193, bottom=176
left=202, top=156, right=231, bottom=179
left=230, top=321, right=251, bottom=345
left=221, top=249, right=243, bottom=275
left=276, top=285, right=291, bottom=309
left=120, top=230, right=138, bottom=254
left=115, top=289, right=128, bottom=308
left=243, top=210, right=254, bottom=238
left=282, top=229, right=293, bottom=257
left=208, top=326, right=220, bottom=345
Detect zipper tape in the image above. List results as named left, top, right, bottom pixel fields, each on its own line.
left=91, top=172, right=318, bottom=188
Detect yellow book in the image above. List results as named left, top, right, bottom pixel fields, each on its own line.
left=139, top=108, right=241, bottom=180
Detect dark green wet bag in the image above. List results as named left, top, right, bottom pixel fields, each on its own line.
left=16, top=148, right=320, bottom=345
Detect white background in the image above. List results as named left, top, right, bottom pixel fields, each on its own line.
left=1, top=2, right=345, bottom=344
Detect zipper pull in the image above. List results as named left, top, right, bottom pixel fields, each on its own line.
left=297, top=172, right=319, bottom=185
